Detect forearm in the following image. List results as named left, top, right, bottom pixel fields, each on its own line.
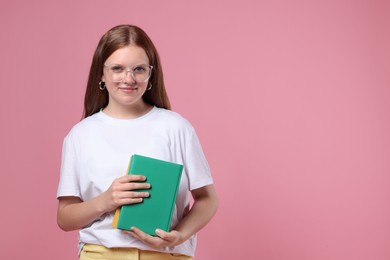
left=175, top=185, right=218, bottom=242
left=57, top=175, right=150, bottom=232
left=121, top=185, right=218, bottom=249
left=57, top=195, right=106, bottom=231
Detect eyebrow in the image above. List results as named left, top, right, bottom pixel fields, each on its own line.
left=105, top=63, right=149, bottom=67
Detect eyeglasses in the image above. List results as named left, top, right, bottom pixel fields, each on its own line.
left=104, top=64, right=153, bottom=83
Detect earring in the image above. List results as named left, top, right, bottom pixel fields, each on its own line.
left=99, top=81, right=106, bottom=90
left=147, top=82, right=152, bottom=91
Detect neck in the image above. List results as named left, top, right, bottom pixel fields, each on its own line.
left=102, top=101, right=153, bottom=119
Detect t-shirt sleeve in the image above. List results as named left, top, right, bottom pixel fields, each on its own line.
left=184, top=128, right=214, bottom=190
left=56, top=132, right=81, bottom=199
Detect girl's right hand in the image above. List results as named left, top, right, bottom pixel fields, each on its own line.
left=99, top=174, right=150, bottom=213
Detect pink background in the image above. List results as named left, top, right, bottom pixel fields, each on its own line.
left=1, top=1, right=389, bottom=259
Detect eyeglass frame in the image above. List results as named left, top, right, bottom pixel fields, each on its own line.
left=103, top=64, right=154, bottom=83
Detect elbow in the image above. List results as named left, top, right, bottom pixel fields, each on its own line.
left=57, top=219, right=70, bottom=232
left=211, top=193, right=219, bottom=216
left=192, top=184, right=219, bottom=217
left=57, top=215, right=76, bottom=232
left=207, top=185, right=219, bottom=216
left=57, top=223, right=76, bottom=232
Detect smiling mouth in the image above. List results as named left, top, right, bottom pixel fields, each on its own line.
left=119, top=86, right=138, bottom=90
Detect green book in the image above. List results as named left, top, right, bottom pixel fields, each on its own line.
left=112, top=154, right=183, bottom=236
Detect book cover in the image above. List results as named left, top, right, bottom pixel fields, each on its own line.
left=112, top=154, right=183, bottom=236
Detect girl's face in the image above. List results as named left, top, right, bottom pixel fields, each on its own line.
left=102, top=45, right=151, bottom=114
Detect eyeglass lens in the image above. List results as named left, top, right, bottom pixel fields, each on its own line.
left=107, top=65, right=152, bottom=82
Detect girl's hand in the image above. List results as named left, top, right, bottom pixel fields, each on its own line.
left=99, top=175, right=150, bottom=213
left=123, top=227, right=183, bottom=249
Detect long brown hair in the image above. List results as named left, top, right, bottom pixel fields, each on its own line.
left=83, top=25, right=171, bottom=118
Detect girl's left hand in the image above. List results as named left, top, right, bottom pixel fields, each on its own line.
left=123, top=227, right=183, bottom=249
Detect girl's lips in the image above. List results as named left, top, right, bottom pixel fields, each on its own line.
left=119, top=87, right=137, bottom=91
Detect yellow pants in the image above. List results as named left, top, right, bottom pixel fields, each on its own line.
left=79, top=244, right=193, bottom=260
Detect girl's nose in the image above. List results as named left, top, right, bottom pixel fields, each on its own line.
left=123, top=70, right=136, bottom=84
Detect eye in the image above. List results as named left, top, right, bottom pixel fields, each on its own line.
left=133, top=66, right=147, bottom=73
left=111, top=65, right=124, bottom=73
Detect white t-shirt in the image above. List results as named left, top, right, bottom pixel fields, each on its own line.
left=57, top=107, right=213, bottom=257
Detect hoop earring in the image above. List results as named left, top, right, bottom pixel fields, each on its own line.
left=99, top=81, right=106, bottom=90
left=147, top=82, right=152, bottom=91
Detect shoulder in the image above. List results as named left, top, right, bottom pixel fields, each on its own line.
left=64, top=113, right=101, bottom=141
left=154, top=108, right=195, bottom=132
